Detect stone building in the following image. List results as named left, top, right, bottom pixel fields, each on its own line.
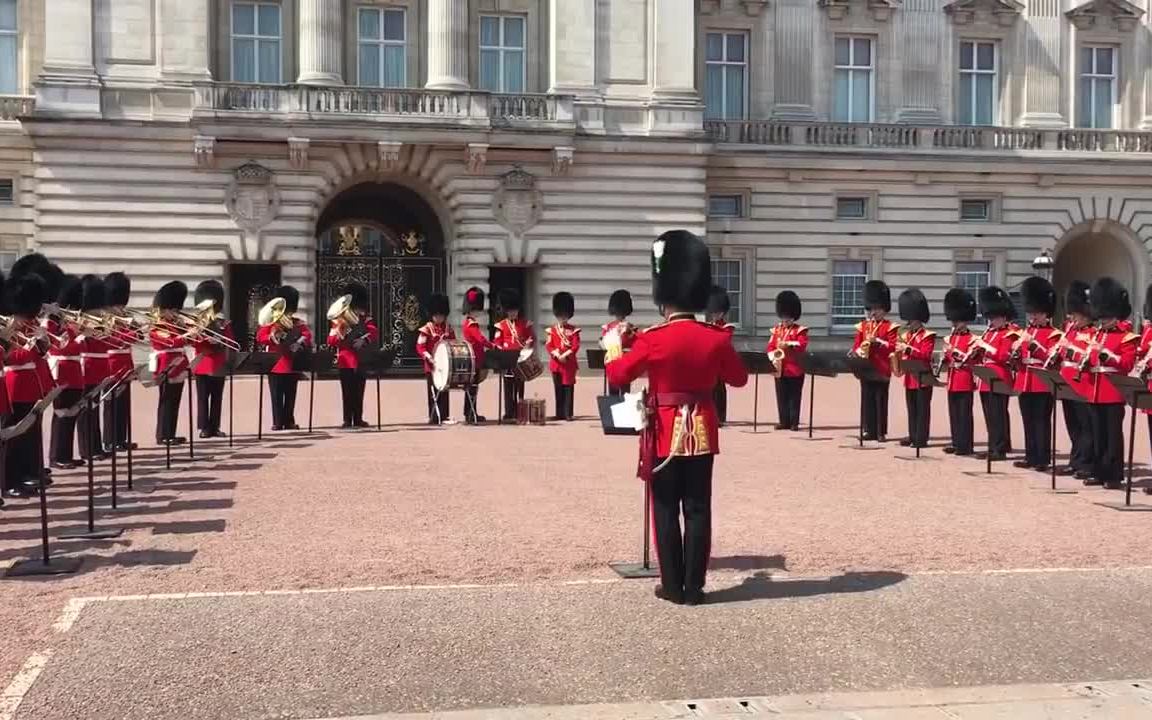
left=1, top=0, right=1151, bottom=368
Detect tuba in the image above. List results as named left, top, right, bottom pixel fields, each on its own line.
left=326, top=294, right=360, bottom=339
left=258, top=297, right=294, bottom=343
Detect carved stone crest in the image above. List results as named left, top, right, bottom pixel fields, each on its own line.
left=492, top=166, right=543, bottom=238
left=336, top=225, right=363, bottom=256
left=225, top=162, right=281, bottom=234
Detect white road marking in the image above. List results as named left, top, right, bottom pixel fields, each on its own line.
left=0, top=651, right=52, bottom=720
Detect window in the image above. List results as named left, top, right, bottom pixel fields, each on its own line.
left=960, top=198, right=991, bottom=221
left=833, top=36, right=873, bottom=123
left=708, top=194, right=744, bottom=218
left=1078, top=46, right=1116, bottom=129
left=711, top=259, right=743, bottom=327
left=956, top=261, right=991, bottom=295
left=358, top=8, right=406, bottom=87
left=958, top=41, right=997, bottom=125
left=231, top=2, right=282, bottom=84
left=835, top=196, right=869, bottom=220
left=0, top=179, right=13, bottom=206
left=0, top=251, right=15, bottom=273
left=0, top=0, right=16, bottom=95
left=479, top=15, right=525, bottom=93
left=704, top=32, right=747, bottom=120
left=831, top=260, right=868, bottom=328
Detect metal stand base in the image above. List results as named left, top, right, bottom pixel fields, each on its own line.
left=894, top=455, right=940, bottom=461
left=843, top=445, right=882, bottom=451
left=6, top=556, right=82, bottom=577
left=1033, top=487, right=1079, bottom=495
left=962, top=470, right=1005, bottom=477
left=59, top=527, right=123, bottom=541
left=607, top=561, right=660, bottom=579
left=1094, top=501, right=1152, bottom=512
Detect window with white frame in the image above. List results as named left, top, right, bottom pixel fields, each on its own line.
left=959, top=198, right=991, bottom=222
left=831, top=260, right=868, bottom=328
left=958, top=41, right=997, bottom=125
left=833, top=36, right=873, bottom=123
left=711, top=258, right=743, bottom=327
left=0, top=179, right=13, bottom=206
left=479, top=15, right=526, bottom=93
left=0, top=250, right=16, bottom=273
left=707, top=193, right=744, bottom=218
left=231, top=2, right=282, bottom=84
left=0, top=0, right=16, bottom=95
left=704, top=32, right=748, bottom=121
left=358, top=7, right=406, bottom=87
left=1078, top=46, right=1116, bottom=129
left=835, top=195, right=870, bottom=220
left=956, top=261, right=991, bottom=295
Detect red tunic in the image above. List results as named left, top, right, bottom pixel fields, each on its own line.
left=106, top=326, right=138, bottom=381
left=606, top=317, right=748, bottom=460
left=149, top=327, right=189, bottom=383
left=1059, top=323, right=1094, bottom=398
left=601, top=320, right=637, bottom=350
left=327, top=318, right=380, bottom=370
left=48, top=319, right=85, bottom=389
left=256, top=319, right=313, bottom=374
left=494, top=317, right=534, bottom=351
left=416, top=321, right=456, bottom=374
left=1138, top=324, right=1152, bottom=414
left=1012, top=324, right=1062, bottom=394
left=765, top=323, right=808, bottom=378
left=0, top=346, right=10, bottom=415
left=192, top=320, right=236, bottom=376
left=975, top=326, right=1016, bottom=392
left=5, top=320, right=46, bottom=404
left=899, top=327, right=937, bottom=390
left=942, top=330, right=976, bottom=393
left=851, top=318, right=899, bottom=378
left=81, top=335, right=111, bottom=387
left=461, top=315, right=491, bottom=371
left=1080, top=326, right=1138, bottom=404
left=545, top=322, right=581, bottom=385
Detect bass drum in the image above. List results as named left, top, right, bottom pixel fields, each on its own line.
left=432, top=340, right=486, bottom=391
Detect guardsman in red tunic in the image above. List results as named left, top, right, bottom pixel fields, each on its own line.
left=894, top=289, right=936, bottom=449
left=546, top=292, right=580, bottom=421
left=850, top=281, right=899, bottom=442
left=941, top=289, right=977, bottom=456
left=705, top=286, right=736, bottom=426
left=255, top=285, right=312, bottom=431
left=417, top=293, right=455, bottom=425
left=766, top=291, right=808, bottom=431
left=494, top=288, right=535, bottom=422
left=103, top=272, right=136, bottom=452
left=49, top=276, right=85, bottom=470
left=1012, top=277, right=1062, bottom=472
left=328, top=281, right=379, bottom=429
left=1055, top=281, right=1095, bottom=478
left=191, top=280, right=236, bottom=439
left=974, top=286, right=1018, bottom=461
left=603, top=289, right=637, bottom=396
left=605, top=231, right=748, bottom=606
left=150, top=281, right=189, bottom=445
left=1137, top=286, right=1152, bottom=494
left=77, top=275, right=110, bottom=460
left=461, top=287, right=492, bottom=424
left=3, top=273, right=48, bottom=498
left=1077, top=277, right=1138, bottom=489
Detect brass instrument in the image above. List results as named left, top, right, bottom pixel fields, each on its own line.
left=326, top=294, right=360, bottom=340
left=258, top=297, right=294, bottom=344
left=953, top=327, right=993, bottom=368
left=768, top=347, right=786, bottom=374
left=932, top=330, right=955, bottom=378
left=176, top=299, right=241, bottom=351
left=891, top=326, right=912, bottom=378
left=1076, top=328, right=1104, bottom=380
left=852, top=319, right=877, bottom=359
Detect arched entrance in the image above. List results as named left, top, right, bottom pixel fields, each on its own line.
left=1052, top=221, right=1147, bottom=318
left=315, top=182, right=446, bottom=372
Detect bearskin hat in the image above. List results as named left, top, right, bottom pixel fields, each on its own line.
left=80, top=274, right=106, bottom=311
left=276, top=285, right=300, bottom=313
left=463, top=286, right=485, bottom=313
left=9, top=273, right=44, bottom=317
left=652, top=230, right=711, bottom=312
left=41, top=264, right=64, bottom=303
left=194, top=280, right=224, bottom=310
left=706, top=285, right=730, bottom=316
left=1066, top=280, right=1091, bottom=316
left=342, top=281, right=369, bottom=312
left=57, top=274, right=83, bottom=311
left=153, top=280, right=187, bottom=311
left=498, top=287, right=522, bottom=313
left=978, top=286, right=1013, bottom=319
left=1020, top=276, right=1056, bottom=316
left=775, top=290, right=802, bottom=320
left=552, top=291, right=574, bottom=318
left=863, top=280, right=891, bottom=312
left=1144, top=283, right=1152, bottom=321
left=898, top=288, right=930, bottom=324
left=1090, top=276, right=1131, bottom=320
left=608, top=289, right=633, bottom=318
left=944, top=288, right=977, bottom=322
left=9, top=253, right=51, bottom=282
left=103, top=272, right=130, bottom=307
left=428, top=293, right=450, bottom=317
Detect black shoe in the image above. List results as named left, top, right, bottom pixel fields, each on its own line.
left=50, top=461, right=77, bottom=471
left=1032, top=465, right=1050, bottom=473
left=1012, top=460, right=1033, bottom=469
left=1074, top=470, right=1093, bottom=481
left=861, top=434, right=878, bottom=442
left=790, top=425, right=800, bottom=432
left=899, top=438, right=912, bottom=447
left=354, top=420, right=370, bottom=428
left=1104, top=480, right=1123, bottom=490
left=270, top=425, right=284, bottom=432
left=3, top=487, right=32, bottom=499
left=340, top=422, right=352, bottom=429
left=988, top=452, right=1007, bottom=461
left=1143, top=486, right=1152, bottom=495
left=878, top=435, right=888, bottom=443
left=683, top=589, right=706, bottom=606
left=1082, top=476, right=1103, bottom=486
left=943, top=446, right=957, bottom=455
left=954, top=450, right=973, bottom=456
left=171, top=437, right=186, bottom=445
left=548, top=415, right=563, bottom=422
left=116, top=442, right=138, bottom=451
left=654, top=585, right=683, bottom=605
left=774, top=423, right=787, bottom=430
left=210, top=431, right=227, bottom=438
left=285, top=424, right=300, bottom=431
left=1055, top=465, right=1077, bottom=477
left=199, top=430, right=212, bottom=439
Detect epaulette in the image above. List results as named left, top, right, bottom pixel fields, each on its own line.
left=723, top=323, right=738, bottom=330
left=571, top=327, right=581, bottom=334
left=922, top=329, right=937, bottom=338
left=795, top=325, right=809, bottom=334
left=1124, top=332, right=1140, bottom=344
left=854, top=321, right=864, bottom=332
left=643, top=321, right=670, bottom=333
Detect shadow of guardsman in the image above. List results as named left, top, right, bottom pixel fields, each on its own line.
left=704, top=570, right=907, bottom=606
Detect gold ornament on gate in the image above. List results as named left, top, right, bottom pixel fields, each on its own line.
left=401, top=294, right=421, bottom=331
left=337, top=225, right=363, bottom=256
left=400, top=230, right=424, bottom=256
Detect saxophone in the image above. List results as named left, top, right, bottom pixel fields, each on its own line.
left=767, top=325, right=786, bottom=373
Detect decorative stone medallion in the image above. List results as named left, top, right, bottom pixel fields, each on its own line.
left=225, top=162, right=281, bottom=234
left=492, top=166, right=543, bottom=238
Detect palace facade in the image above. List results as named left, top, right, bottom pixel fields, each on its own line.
left=1, top=0, right=1151, bottom=367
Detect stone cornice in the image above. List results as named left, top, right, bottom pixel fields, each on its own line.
left=1065, top=0, right=1144, bottom=31
left=943, top=0, right=1023, bottom=26
left=818, top=0, right=900, bottom=22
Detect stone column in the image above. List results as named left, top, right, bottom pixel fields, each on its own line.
left=426, top=0, right=469, bottom=91
left=37, top=0, right=101, bottom=116
left=297, top=0, right=342, bottom=85
left=548, top=0, right=597, bottom=97
left=651, top=0, right=697, bottom=104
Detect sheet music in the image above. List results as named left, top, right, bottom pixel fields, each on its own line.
left=610, top=392, right=645, bottom=431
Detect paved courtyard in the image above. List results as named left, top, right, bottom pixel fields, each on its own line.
left=2, top=372, right=1152, bottom=719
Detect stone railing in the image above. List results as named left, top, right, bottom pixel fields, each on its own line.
left=705, top=120, right=1152, bottom=155
left=0, top=95, right=34, bottom=121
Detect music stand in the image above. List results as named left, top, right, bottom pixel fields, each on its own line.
left=797, top=353, right=838, bottom=441
left=599, top=393, right=658, bottom=579
left=124, top=362, right=146, bottom=490
left=739, top=351, right=775, bottom=433
left=587, top=349, right=607, bottom=395
left=1101, top=374, right=1152, bottom=511
left=1029, top=367, right=1081, bottom=495
left=220, top=351, right=253, bottom=448
left=970, top=367, right=1018, bottom=476
left=99, top=369, right=135, bottom=508
left=139, top=365, right=177, bottom=469
left=358, top=347, right=397, bottom=431
left=844, top=356, right=887, bottom=450
left=306, top=349, right=336, bottom=433
left=483, top=349, right=520, bottom=424
left=895, top=358, right=944, bottom=461
left=237, top=352, right=279, bottom=441
left=61, top=378, right=123, bottom=541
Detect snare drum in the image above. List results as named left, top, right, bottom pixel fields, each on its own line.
left=516, top=398, right=546, bottom=425
left=513, top=347, right=544, bottom=383
left=432, top=340, right=479, bottom=391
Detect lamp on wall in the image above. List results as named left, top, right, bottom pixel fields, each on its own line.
left=1031, top=249, right=1054, bottom=281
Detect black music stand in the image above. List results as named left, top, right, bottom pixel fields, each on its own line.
left=484, top=349, right=520, bottom=424
left=599, top=394, right=658, bottom=579
left=185, top=371, right=195, bottom=461
left=587, top=348, right=607, bottom=395
left=100, top=369, right=136, bottom=508
left=358, top=347, right=397, bottom=431
left=1101, top=374, right=1152, bottom=511
left=237, top=352, right=279, bottom=441
left=739, top=351, right=775, bottom=433
left=895, top=358, right=944, bottom=461
left=124, top=362, right=146, bottom=491
left=796, top=353, right=838, bottom=441
left=306, top=349, right=336, bottom=433
left=139, top=365, right=176, bottom=469
left=844, top=356, right=886, bottom=450
left=970, top=367, right=1018, bottom=476
left=1029, top=367, right=1081, bottom=495
left=61, top=379, right=123, bottom=541
left=219, top=351, right=253, bottom=448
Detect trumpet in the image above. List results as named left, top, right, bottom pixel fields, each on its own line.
left=852, top=320, right=876, bottom=359
left=891, top=326, right=913, bottom=377
left=1133, top=344, right=1152, bottom=377
left=1075, top=329, right=1104, bottom=380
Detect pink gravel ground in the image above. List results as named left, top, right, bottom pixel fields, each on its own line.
left=1, top=372, right=1150, bottom=688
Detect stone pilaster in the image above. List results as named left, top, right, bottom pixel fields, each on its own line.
left=160, top=0, right=211, bottom=83
left=548, top=0, right=597, bottom=98
left=36, top=0, right=101, bottom=117
left=297, top=0, right=342, bottom=85
left=426, top=0, right=469, bottom=91
left=651, top=0, right=697, bottom=104
left=1019, top=1, right=1066, bottom=127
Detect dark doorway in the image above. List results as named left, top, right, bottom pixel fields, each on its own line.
left=227, top=263, right=281, bottom=351
left=488, top=266, right=527, bottom=336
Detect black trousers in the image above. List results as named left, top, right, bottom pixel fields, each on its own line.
left=50, top=387, right=82, bottom=464
left=1018, top=392, right=1053, bottom=467
left=650, top=454, right=714, bottom=595
left=5, top=402, right=41, bottom=489
left=196, top=375, right=225, bottom=433
left=102, top=384, right=130, bottom=449
left=338, top=368, right=367, bottom=425
left=76, top=385, right=102, bottom=459
left=425, top=373, right=450, bottom=424
left=1091, top=403, right=1125, bottom=484
left=947, top=391, right=974, bottom=454
left=775, top=376, right=804, bottom=429
left=980, top=391, right=1009, bottom=456
left=463, top=383, right=481, bottom=423
left=502, top=375, right=525, bottom=419
left=268, top=373, right=299, bottom=428
left=712, top=382, right=728, bottom=425
left=904, top=386, right=933, bottom=447
left=607, top=381, right=631, bottom=397
left=1062, top=399, right=1094, bottom=472
left=861, top=380, right=889, bottom=438
left=156, top=381, right=184, bottom=442
left=552, top=373, right=574, bottom=419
